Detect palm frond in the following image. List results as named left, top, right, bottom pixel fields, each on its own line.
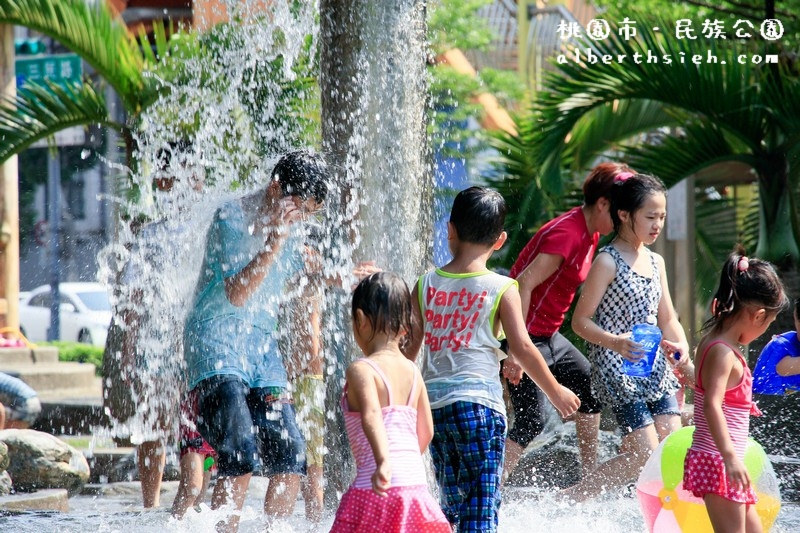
left=533, top=16, right=769, bottom=180
left=739, top=188, right=760, bottom=253
left=563, top=98, right=677, bottom=170
left=622, top=120, right=759, bottom=187
left=0, top=80, right=118, bottom=163
left=0, top=0, right=146, bottom=112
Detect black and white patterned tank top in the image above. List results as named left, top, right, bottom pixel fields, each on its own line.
left=588, top=244, right=679, bottom=406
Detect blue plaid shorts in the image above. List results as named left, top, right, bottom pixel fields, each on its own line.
left=431, top=401, right=507, bottom=533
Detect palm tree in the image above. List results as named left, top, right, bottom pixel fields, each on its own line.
left=0, top=0, right=166, bottom=163
left=493, top=16, right=799, bottom=287
left=494, top=17, right=800, bottom=463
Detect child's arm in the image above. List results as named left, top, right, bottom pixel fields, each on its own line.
left=571, top=253, right=642, bottom=361
left=701, top=345, right=751, bottom=490
left=404, top=282, right=424, bottom=361
left=777, top=348, right=800, bottom=376
left=346, top=362, right=392, bottom=496
left=284, top=293, right=323, bottom=379
left=499, top=285, right=581, bottom=418
left=415, top=376, right=434, bottom=453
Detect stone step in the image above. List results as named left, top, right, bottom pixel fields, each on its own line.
left=0, top=346, right=58, bottom=364
left=0, top=361, right=97, bottom=393
left=32, top=347, right=59, bottom=364
left=0, top=488, right=69, bottom=512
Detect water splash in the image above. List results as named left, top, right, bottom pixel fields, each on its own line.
left=97, top=1, right=321, bottom=447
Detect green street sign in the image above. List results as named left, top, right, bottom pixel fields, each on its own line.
left=15, top=54, right=86, bottom=147
left=15, top=54, right=83, bottom=90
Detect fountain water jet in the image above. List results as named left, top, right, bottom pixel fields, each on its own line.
left=319, top=0, right=432, bottom=499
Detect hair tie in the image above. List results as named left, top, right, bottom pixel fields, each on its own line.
left=614, top=171, right=634, bottom=183
left=737, top=256, right=749, bottom=272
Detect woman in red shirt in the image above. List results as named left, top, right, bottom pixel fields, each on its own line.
left=501, top=162, right=628, bottom=481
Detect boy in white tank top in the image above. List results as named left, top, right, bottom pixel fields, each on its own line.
left=410, top=187, right=581, bottom=533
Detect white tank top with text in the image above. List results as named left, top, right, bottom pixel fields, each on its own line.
left=418, top=269, right=517, bottom=415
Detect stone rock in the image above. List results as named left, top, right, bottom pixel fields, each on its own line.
left=0, top=429, right=90, bottom=496
left=0, top=440, right=8, bottom=472
left=0, top=470, right=11, bottom=495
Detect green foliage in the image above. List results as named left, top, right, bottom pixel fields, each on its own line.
left=494, top=12, right=800, bottom=305
left=593, top=0, right=800, bottom=48
left=477, top=67, right=527, bottom=111
left=42, top=341, right=104, bottom=376
left=429, top=65, right=485, bottom=156
left=0, top=0, right=150, bottom=113
left=427, top=0, right=526, bottom=164
left=428, top=0, right=494, bottom=54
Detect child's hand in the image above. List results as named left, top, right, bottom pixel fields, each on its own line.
left=724, top=456, right=751, bottom=492
left=613, top=333, right=644, bottom=362
left=372, top=460, right=391, bottom=497
left=259, top=198, right=300, bottom=243
left=661, top=339, right=695, bottom=386
left=502, top=355, right=524, bottom=385
left=550, top=385, right=581, bottom=419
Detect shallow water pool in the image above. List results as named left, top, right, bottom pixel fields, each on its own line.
left=2, top=480, right=799, bottom=533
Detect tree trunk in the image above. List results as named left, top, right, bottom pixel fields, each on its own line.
left=319, top=0, right=431, bottom=502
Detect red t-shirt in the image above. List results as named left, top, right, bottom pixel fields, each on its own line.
left=509, top=207, right=599, bottom=337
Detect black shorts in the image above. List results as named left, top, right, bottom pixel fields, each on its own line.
left=502, top=332, right=603, bottom=447
left=195, top=375, right=306, bottom=478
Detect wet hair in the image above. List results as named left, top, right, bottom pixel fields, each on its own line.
left=271, top=150, right=329, bottom=204
left=449, top=186, right=507, bottom=245
left=583, top=162, right=635, bottom=206
left=609, top=173, right=666, bottom=234
left=351, top=272, right=413, bottom=341
left=701, top=245, right=788, bottom=333
left=152, top=139, right=193, bottom=187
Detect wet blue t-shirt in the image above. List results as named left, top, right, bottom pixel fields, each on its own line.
left=753, top=331, right=800, bottom=395
left=184, top=198, right=304, bottom=390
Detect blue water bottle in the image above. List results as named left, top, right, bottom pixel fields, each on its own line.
left=624, top=315, right=662, bottom=377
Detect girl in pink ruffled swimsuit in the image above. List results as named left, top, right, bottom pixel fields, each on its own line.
left=330, top=272, right=450, bottom=533
left=684, top=249, right=787, bottom=532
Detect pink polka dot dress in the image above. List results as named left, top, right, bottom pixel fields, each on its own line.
left=330, top=358, right=451, bottom=533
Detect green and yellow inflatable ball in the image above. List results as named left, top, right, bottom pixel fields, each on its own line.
left=635, top=426, right=781, bottom=532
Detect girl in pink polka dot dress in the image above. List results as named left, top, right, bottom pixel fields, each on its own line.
left=684, top=249, right=787, bottom=532
left=330, top=272, right=451, bottom=533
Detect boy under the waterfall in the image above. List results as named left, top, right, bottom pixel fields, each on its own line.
left=183, top=151, right=327, bottom=532
left=183, top=151, right=378, bottom=532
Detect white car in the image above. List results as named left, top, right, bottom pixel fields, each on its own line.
left=19, top=282, right=112, bottom=346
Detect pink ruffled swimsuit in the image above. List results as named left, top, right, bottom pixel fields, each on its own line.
left=330, top=358, right=450, bottom=533
left=684, top=340, right=761, bottom=503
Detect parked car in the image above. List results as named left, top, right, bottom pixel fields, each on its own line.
left=19, top=283, right=112, bottom=346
